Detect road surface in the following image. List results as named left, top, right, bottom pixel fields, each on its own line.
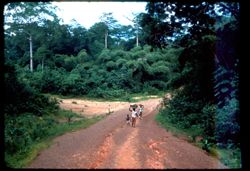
left=28, top=98, right=226, bottom=169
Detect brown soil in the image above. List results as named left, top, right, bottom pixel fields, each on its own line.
left=59, top=98, right=140, bottom=117
left=27, top=98, right=226, bottom=169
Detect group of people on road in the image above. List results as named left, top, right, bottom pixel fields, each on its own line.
left=126, top=104, right=144, bottom=127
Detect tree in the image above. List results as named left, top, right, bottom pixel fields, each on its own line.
left=86, top=22, right=107, bottom=57
left=123, top=13, right=142, bottom=47
left=109, top=24, right=137, bottom=50
left=213, top=5, right=240, bottom=145
left=100, top=12, right=119, bottom=49
left=34, top=45, right=52, bottom=71
left=139, top=2, right=217, bottom=48
left=156, top=1, right=240, bottom=150
left=4, top=2, right=58, bottom=71
left=68, top=25, right=88, bottom=56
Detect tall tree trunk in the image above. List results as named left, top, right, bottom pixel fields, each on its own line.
left=135, top=23, right=139, bottom=47
left=29, top=35, right=33, bottom=72
left=42, top=58, right=44, bottom=72
left=136, top=32, right=139, bottom=47
left=105, top=30, right=108, bottom=49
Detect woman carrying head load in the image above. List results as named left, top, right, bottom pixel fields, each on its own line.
left=131, top=107, right=137, bottom=127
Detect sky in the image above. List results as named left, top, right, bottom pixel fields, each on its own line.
left=52, top=2, right=147, bottom=29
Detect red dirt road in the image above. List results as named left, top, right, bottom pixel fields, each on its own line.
left=28, top=98, right=226, bottom=169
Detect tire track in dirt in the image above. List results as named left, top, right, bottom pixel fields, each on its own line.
left=145, top=139, right=166, bottom=169
left=88, top=133, right=114, bottom=168
left=95, top=102, right=162, bottom=169
left=113, top=128, right=140, bottom=169
left=111, top=101, right=160, bottom=169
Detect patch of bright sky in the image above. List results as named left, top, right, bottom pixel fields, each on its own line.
left=52, top=2, right=147, bottom=29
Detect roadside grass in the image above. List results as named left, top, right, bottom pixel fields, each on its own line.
left=155, top=113, right=241, bottom=169
left=5, top=141, right=51, bottom=168
left=155, top=114, right=195, bottom=141
left=216, top=147, right=242, bottom=168
left=4, top=109, right=104, bottom=168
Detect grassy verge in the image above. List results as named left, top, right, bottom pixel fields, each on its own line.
left=216, top=148, right=242, bottom=168
left=116, top=92, right=163, bottom=102
left=155, top=113, right=241, bottom=168
left=155, top=113, right=201, bottom=142
left=4, top=110, right=104, bottom=168
left=5, top=141, right=51, bottom=168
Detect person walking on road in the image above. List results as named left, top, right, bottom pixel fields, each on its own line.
left=131, top=108, right=137, bottom=127
left=138, top=104, right=144, bottom=119
left=126, top=114, right=131, bottom=125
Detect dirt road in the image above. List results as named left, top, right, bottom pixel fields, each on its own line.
left=28, top=98, right=226, bottom=169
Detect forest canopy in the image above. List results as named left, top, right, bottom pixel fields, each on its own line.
left=4, top=1, right=241, bottom=168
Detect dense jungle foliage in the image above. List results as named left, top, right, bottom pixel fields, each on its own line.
left=3, top=1, right=240, bottom=168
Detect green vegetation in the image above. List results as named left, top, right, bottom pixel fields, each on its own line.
left=4, top=1, right=240, bottom=169
left=146, top=2, right=240, bottom=168
left=217, top=148, right=241, bottom=168
left=46, top=92, right=162, bottom=103
left=4, top=62, right=103, bottom=168
left=14, top=46, right=183, bottom=98
left=156, top=114, right=203, bottom=142
left=5, top=108, right=103, bottom=168
left=156, top=112, right=241, bottom=168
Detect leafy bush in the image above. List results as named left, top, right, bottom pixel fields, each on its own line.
left=143, top=83, right=159, bottom=94
left=158, top=91, right=217, bottom=143
left=4, top=64, right=58, bottom=116
left=16, top=46, right=185, bottom=99
left=4, top=113, right=56, bottom=154
left=90, top=87, right=126, bottom=99
left=4, top=109, right=103, bottom=168
left=215, top=98, right=240, bottom=147
left=201, top=104, right=216, bottom=141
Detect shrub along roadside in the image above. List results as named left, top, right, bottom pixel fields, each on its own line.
left=4, top=110, right=104, bottom=168
left=155, top=110, right=241, bottom=168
